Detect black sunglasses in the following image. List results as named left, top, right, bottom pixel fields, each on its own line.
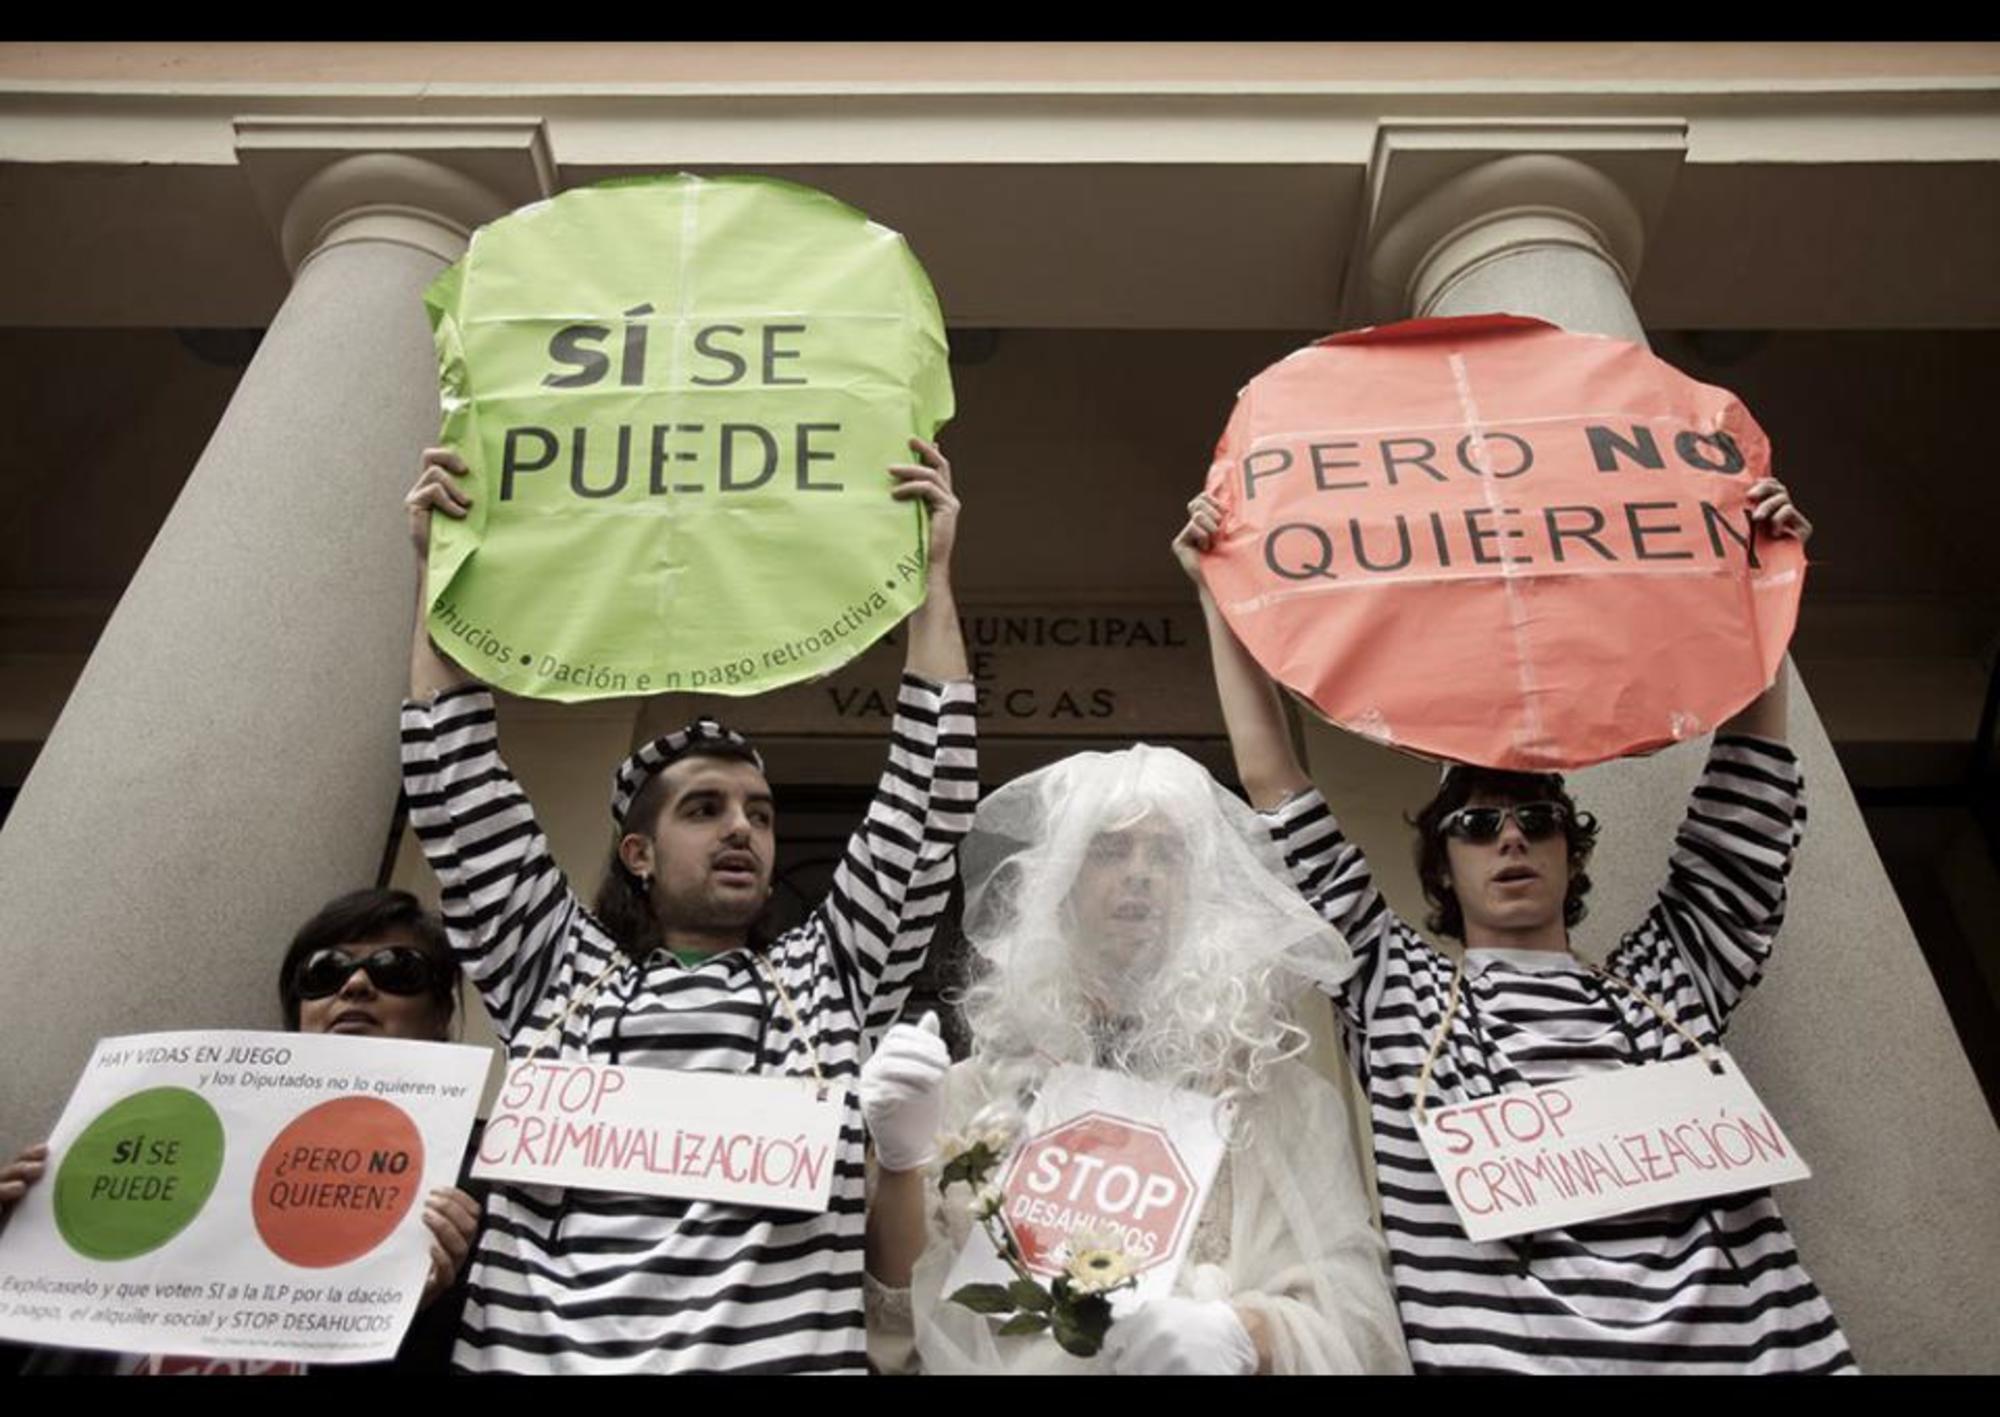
left=1439, top=801, right=1569, bottom=844
left=294, top=946, right=439, bottom=1000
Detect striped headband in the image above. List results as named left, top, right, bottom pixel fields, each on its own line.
left=609, top=718, right=765, bottom=825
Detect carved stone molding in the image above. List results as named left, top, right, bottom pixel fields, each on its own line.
left=233, top=116, right=556, bottom=272
left=1349, top=119, right=1687, bottom=324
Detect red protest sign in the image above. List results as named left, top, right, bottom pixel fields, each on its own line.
left=1201, top=315, right=1805, bottom=770
left=998, top=1112, right=1198, bottom=1280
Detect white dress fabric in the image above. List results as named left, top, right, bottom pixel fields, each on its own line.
left=870, top=1053, right=1411, bottom=1375
left=867, top=744, right=1410, bottom=1376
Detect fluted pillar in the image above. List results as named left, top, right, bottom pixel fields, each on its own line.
left=1317, top=149, right=2000, bottom=1372
left=0, top=154, right=508, bottom=1144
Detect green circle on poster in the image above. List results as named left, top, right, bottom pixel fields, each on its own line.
left=54, top=1086, right=225, bottom=1260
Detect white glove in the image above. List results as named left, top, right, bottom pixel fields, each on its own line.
left=1103, top=1295, right=1258, bottom=1376
left=860, top=1012, right=950, bottom=1173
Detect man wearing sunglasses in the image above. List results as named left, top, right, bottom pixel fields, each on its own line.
left=398, top=439, right=974, bottom=1374
left=1412, top=792, right=1600, bottom=961
left=1174, top=478, right=1855, bottom=1374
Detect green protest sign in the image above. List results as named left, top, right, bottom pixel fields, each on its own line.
left=422, top=174, right=953, bottom=701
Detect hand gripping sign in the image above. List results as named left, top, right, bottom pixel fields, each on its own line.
left=945, top=1066, right=1229, bottom=1304
left=1200, top=315, right=1805, bottom=770
left=423, top=173, right=954, bottom=702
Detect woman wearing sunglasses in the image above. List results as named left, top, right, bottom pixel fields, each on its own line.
left=1172, top=479, right=1856, bottom=1375
left=0, top=888, right=482, bottom=1375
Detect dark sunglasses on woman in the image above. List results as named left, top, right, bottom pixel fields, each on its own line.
left=295, top=946, right=439, bottom=999
left=1439, top=802, right=1570, bottom=843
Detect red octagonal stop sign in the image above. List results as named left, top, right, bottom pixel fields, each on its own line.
left=998, top=1111, right=1199, bottom=1280
left=1201, top=314, right=1805, bottom=770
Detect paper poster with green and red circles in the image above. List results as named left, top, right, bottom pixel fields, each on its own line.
left=0, top=1030, right=486, bottom=1365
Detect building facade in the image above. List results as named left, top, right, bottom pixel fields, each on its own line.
left=0, top=42, right=1996, bottom=1371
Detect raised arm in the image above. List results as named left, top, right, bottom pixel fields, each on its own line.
left=1611, top=478, right=1812, bottom=1026
left=1718, top=477, right=1809, bottom=745
left=1719, top=663, right=1788, bottom=742
left=892, top=437, right=970, bottom=684
left=398, top=448, right=579, bottom=1037
left=405, top=446, right=478, bottom=702
left=797, top=439, right=977, bottom=1041
left=1612, top=729, right=1806, bottom=1031
left=1174, top=496, right=1404, bottom=1032
left=1172, top=494, right=1308, bottom=811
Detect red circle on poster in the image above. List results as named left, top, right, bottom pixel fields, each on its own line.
left=253, top=1097, right=424, bottom=1268
left=1200, top=314, right=1805, bottom=770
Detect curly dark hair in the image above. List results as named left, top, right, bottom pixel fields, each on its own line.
left=592, top=742, right=775, bottom=959
left=1409, top=768, right=1600, bottom=941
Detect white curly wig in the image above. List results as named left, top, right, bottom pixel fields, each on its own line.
left=954, top=746, right=1354, bottom=1134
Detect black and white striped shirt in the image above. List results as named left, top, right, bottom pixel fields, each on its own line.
left=400, top=674, right=977, bottom=1374
left=1265, top=736, right=1856, bottom=1374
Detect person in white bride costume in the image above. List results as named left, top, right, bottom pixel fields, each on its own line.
left=862, top=745, right=1411, bottom=1375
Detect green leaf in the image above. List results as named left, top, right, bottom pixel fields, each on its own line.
left=1008, top=1279, right=1054, bottom=1313
left=948, top=1283, right=1017, bottom=1315
left=1050, top=1309, right=1104, bottom=1358
left=940, top=1140, right=1001, bottom=1195
left=997, top=1313, right=1051, bottom=1336
left=1049, top=1292, right=1118, bottom=1358
left=1069, top=1292, right=1115, bottom=1325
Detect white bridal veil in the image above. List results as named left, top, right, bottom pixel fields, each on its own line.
left=892, top=746, right=1410, bottom=1375
left=955, top=744, right=1354, bottom=1100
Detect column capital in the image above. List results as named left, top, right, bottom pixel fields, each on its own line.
left=234, top=117, right=557, bottom=273
left=1347, top=120, right=1686, bottom=325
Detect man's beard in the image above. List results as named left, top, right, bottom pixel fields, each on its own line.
left=658, top=883, right=767, bottom=935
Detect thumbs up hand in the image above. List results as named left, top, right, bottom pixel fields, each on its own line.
left=860, top=1011, right=951, bottom=1174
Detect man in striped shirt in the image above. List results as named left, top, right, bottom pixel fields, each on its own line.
left=1174, top=478, right=1857, bottom=1374
left=398, top=438, right=976, bottom=1374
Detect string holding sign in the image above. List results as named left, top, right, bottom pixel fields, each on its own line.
left=1409, top=958, right=1812, bottom=1243
left=475, top=952, right=844, bottom=1212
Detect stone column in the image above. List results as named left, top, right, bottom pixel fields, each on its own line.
left=0, top=155, right=505, bottom=1144
left=1401, top=154, right=1650, bottom=341
left=1320, top=151, right=2000, bottom=1372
